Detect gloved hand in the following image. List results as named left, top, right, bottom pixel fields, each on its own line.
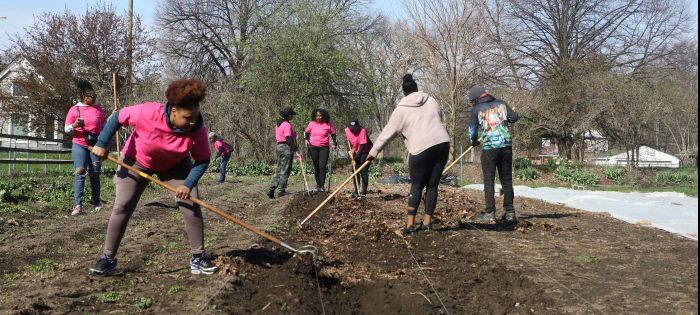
left=471, top=140, right=481, bottom=147
left=305, top=140, right=311, bottom=147
left=296, top=152, right=303, bottom=161
left=366, top=154, right=375, bottom=162
left=330, top=145, right=336, bottom=150
left=91, top=146, right=109, bottom=160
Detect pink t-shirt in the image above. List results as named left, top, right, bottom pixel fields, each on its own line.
left=345, top=127, right=369, bottom=153
left=213, top=139, right=231, bottom=156
left=64, top=103, right=106, bottom=146
left=305, top=121, right=336, bottom=147
left=275, top=121, right=296, bottom=143
left=119, top=102, right=210, bottom=172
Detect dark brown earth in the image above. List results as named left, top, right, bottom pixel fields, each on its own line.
left=0, top=173, right=697, bottom=314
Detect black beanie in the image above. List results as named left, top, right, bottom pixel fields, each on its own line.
left=402, top=74, right=418, bottom=94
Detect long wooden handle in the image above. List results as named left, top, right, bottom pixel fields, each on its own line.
left=300, top=160, right=372, bottom=226
left=442, top=146, right=474, bottom=175
left=299, top=154, right=309, bottom=192
left=347, top=140, right=360, bottom=191
left=105, top=155, right=284, bottom=246
left=112, top=73, right=120, bottom=153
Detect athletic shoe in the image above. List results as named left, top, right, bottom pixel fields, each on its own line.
left=94, top=204, right=103, bottom=211
left=501, top=211, right=517, bottom=223
left=402, top=226, right=416, bottom=236
left=89, top=254, right=117, bottom=276
left=266, top=187, right=275, bottom=199
left=71, top=205, right=83, bottom=216
left=190, top=255, right=218, bottom=275
left=278, top=190, right=288, bottom=197
left=418, top=223, right=433, bottom=232
left=474, top=212, right=496, bottom=222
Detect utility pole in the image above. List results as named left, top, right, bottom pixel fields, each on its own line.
left=126, top=0, right=133, bottom=98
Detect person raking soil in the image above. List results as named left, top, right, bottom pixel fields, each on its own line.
left=88, top=78, right=217, bottom=276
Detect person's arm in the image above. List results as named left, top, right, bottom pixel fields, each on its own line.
left=64, top=107, right=77, bottom=134
left=330, top=133, right=338, bottom=148
left=184, top=158, right=211, bottom=189
left=286, top=135, right=298, bottom=152
left=369, top=110, right=402, bottom=157
left=95, top=110, right=122, bottom=148
left=469, top=107, right=480, bottom=146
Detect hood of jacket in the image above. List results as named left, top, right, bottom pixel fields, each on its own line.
left=398, top=91, right=430, bottom=107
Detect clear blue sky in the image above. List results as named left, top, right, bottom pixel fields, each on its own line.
left=0, top=0, right=697, bottom=51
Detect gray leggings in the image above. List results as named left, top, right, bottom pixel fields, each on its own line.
left=103, top=157, right=204, bottom=258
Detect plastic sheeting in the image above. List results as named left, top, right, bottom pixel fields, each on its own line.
left=464, top=184, right=698, bottom=241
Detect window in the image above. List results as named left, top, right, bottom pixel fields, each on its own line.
left=11, top=81, right=29, bottom=97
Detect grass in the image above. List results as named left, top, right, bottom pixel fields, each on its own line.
left=101, top=291, right=122, bottom=303
left=24, top=258, right=57, bottom=277
left=167, top=284, right=184, bottom=295
left=577, top=255, right=598, bottom=264
left=135, top=296, right=154, bottom=310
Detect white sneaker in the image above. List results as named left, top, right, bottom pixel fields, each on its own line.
left=94, top=204, right=103, bottom=211
left=71, top=205, right=83, bottom=216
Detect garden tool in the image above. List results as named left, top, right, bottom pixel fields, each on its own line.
left=298, top=152, right=310, bottom=194
left=112, top=73, right=120, bottom=153
left=326, top=146, right=335, bottom=191
left=347, top=140, right=360, bottom=196
left=299, top=160, right=372, bottom=226
left=442, top=146, right=474, bottom=175
left=102, top=152, right=318, bottom=260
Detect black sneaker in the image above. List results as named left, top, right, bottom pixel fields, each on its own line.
left=501, top=211, right=517, bottom=222
left=475, top=212, right=496, bottom=223
left=190, top=255, right=218, bottom=275
left=418, top=223, right=433, bottom=232
left=278, top=190, right=288, bottom=197
left=402, top=226, right=416, bottom=236
left=89, top=254, right=117, bottom=276
left=266, top=188, right=275, bottom=199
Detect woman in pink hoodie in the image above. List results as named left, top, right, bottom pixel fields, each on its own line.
left=368, top=74, right=451, bottom=236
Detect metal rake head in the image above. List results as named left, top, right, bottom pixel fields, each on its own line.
left=294, top=244, right=319, bottom=260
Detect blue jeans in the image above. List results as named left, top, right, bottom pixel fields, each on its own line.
left=72, top=143, right=101, bottom=206
left=218, top=154, right=231, bottom=183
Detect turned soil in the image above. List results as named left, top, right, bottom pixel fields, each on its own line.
left=0, top=173, right=697, bottom=314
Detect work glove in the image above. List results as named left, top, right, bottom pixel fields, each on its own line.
left=296, top=152, right=303, bottom=161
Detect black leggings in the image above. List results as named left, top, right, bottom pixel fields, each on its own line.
left=308, top=146, right=330, bottom=188
left=407, top=142, right=449, bottom=216
left=353, top=152, right=370, bottom=194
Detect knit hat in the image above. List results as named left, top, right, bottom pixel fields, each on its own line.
left=348, top=118, right=361, bottom=133
left=280, top=107, right=297, bottom=117
left=467, top=85, right=488, bottom=101
left=208, top=132, right=217, bottom=140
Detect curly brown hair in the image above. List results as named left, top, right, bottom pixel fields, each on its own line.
left=165, top=78, right=207, bottom=109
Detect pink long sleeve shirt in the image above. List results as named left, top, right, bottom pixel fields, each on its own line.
left=118, top=102, right=210, bottom=172
left=305, top=121, right=336, bottom=147
left=64, top=103, right=106, bottom=147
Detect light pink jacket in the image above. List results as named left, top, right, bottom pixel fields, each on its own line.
left=369, top=92, right=450, bottom=156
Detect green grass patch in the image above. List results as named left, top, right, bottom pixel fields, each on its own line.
left=101, top=291, right=122, bottom=303
left=577, top=255, right=598, bottom=264
left=167, top=284, right=184, bottom=295
left=135, top=296, right=154, bottom=310
left=24, top=258, right=57, bottom=277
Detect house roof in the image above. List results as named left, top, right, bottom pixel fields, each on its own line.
left=0, top=56, right=34, bottom=82
left=593, top=146, right=680, bottom=162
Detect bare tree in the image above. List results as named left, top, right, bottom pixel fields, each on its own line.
left=1, top=3, right=154, bottom=132
left=505, top=0, right=691, bottom=159
left=401, top=0, right=486, bottom=160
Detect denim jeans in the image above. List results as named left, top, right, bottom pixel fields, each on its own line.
left=218, top=153, right=231, bottom=183
left=72, top=143, right=101, bottom=206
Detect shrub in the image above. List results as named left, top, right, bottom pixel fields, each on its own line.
left=513, top=157, right=531, bottom=170
left=515, top=167, right=538, bottom=181
left=571, top=169, right=598, bottom=185
left=656, top=171, right=695, bottom=186
left=604, top=167, right=626, bottom=185
left=391, top=163, right=405, bottom=175
left=368, top=164, right=381, bottom=180
left=555, top=158, right=597, bottom=185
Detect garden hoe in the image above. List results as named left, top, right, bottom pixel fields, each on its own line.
left=443, top=146, right=474, bottom=175
left=299, top=153, right=310, bottom=195
left=347, top=140, right=361, bottom=197
left=299, top=160, right=372, bottom=226
left=102, top=153, right=318, bottom=260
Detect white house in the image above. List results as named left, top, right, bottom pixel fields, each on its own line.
left=0, top=57, right=63, bottom=141
left=592, top=146, right=681, bottom=168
